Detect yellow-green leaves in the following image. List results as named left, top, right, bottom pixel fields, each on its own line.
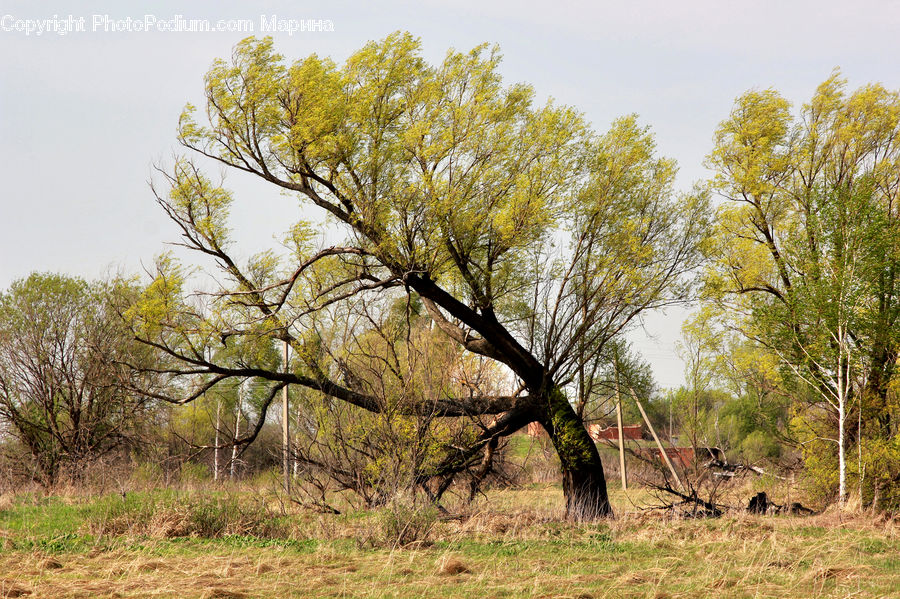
left=178, top=37, right=285, bottom=165
left=167, top=157, right=233, bottom=249
left=279, top=54, right=344, bottom=166
left=175, top=33, right=598, bottom=310
left=124, top=254, right=186, bottom=338
left=284, top=220, right=318, bottom=258
left=703, top=74, right=900, bottom=467
left=708, top=88, right=791, bottom=202
left=166, top=33, right=709, bottom=402
left=559, top=114, right=704, bottom=322
left=705, top=74, right=900, bottom=304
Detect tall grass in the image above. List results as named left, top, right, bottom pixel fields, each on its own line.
left=82, top=490, right=290, bottom=539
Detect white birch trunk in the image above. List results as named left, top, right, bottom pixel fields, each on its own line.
left=837, top=323, right=847, bottom=506
left=838, top=393, right=846, bottom=505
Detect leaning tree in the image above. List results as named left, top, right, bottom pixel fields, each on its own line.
left=129, top=34, right=708, bottom=519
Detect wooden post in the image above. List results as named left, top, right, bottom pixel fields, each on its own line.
left=282, top=339, right=290, bottom=494
left=614, top=375, right=627, bottom=490
left=629, top=386, right=685, bottom=492
left=207, top=346, right=221, bottom=483
left=214, top=399, right=221, bottom=482
left=231, top=381, right=242, bottom=479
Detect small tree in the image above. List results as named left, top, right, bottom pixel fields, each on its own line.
left=0, top=273, right=158, bottom=486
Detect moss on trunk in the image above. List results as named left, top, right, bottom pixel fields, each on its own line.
left=541, top=385, right=612, bottom=520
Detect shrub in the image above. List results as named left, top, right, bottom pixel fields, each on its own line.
left=373, top=500, right=439, bottom=548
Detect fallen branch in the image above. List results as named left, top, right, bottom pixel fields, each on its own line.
left=706, top=459, right=789, bottom=480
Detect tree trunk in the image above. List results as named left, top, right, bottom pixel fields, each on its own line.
left=231, top=383, right=242, bottom=480
left=837, top=339, right=847, bottom=506
left=540, top=385, right=612, bottom=520
left=866, top=343, right=896, bottom=436
left=838, top=395, right=846, bottom=506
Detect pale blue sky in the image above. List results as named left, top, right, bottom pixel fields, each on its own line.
left=2, top=0, right=899, bottom=388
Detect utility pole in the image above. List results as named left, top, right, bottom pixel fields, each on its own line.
left=613, top=358, right=627, bottom=491
left=214, top=399, right=221, bottom=482
left=282, top=339, right=290, bottom=494
left=231, top=380, right=242, bottom=479
left=207, top=346, right=220, bottom=483
left=668, top=399, right=673, bottom=442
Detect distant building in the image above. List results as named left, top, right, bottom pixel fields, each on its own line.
left=588, top=424, right=643, bottom=441
left=523, top=422, right=723, bottom=468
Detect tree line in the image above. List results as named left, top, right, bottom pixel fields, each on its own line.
left=0, top=34, right=897, bottom=517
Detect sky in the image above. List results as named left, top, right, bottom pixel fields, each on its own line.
left=2, top=0, right=900, bottom=389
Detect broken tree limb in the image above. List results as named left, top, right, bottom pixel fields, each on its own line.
left=706, top=460, right=789, bottom=480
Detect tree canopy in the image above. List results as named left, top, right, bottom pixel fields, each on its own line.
left=704, top=72, right=900, bottom=505
left=0, top=273, right=157, bottom=485
left=128, top=33, right=709, bottom=519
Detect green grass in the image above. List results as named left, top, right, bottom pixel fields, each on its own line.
left=0, top=494, right=85, bottom=536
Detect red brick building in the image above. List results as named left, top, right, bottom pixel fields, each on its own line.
left=588, top=424, right=643, bottom=441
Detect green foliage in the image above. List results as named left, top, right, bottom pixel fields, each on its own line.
left=179, top=461, right=210, bottom=485
left=577, top=340, right=657, bottom=426
left=169, top=32, right=708, bottom=334
left=178, top=33, right=587, bottom=294
left=0, top=273, right=160, bottom=486
left=703, top=72, right=900, bottom=505
left=796, top=435, right=840, bottom=505
left=735, top=429, right=782, bottom=463
left=124, top=254, right=187, bottom=338
left=860, top=435, right=900, bottom=509
left=129, top=460, right=165, bottom=487
left=664, top=387, right=725, bottom=448
left=717, top=394, right=785, bottom=462
left=136, top=32, right=712, bottom=519
left=82, top=491, right=290, bottom=539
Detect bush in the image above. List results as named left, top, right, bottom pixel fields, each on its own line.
left=860, top=436, right=900, bottom=511
left=373, top=500, right=439, bottom=548
left=178, top=461, right=210, bottom=486
left=129, top=461, right=164, bottom=489
left=739, top=430, right=782, bottom=463
left=798, top=437, right=839, bottom=506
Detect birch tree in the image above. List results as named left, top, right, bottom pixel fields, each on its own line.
left=704, top=73, right=900, bottom=505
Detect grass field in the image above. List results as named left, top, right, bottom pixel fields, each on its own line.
left=0, top=484, right=897, bottom=598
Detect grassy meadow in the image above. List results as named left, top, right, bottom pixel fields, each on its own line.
left=0, top=481, right=896, bottom=599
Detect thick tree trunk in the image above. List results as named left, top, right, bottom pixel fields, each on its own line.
left=416, top=385, right=611, bottom=519
left=866, top=343, right=896, bottom=436
left=540, top=385, right=612, bottom=520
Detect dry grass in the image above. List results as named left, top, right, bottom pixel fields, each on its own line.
left=0, top=484, right=896, bottom=598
